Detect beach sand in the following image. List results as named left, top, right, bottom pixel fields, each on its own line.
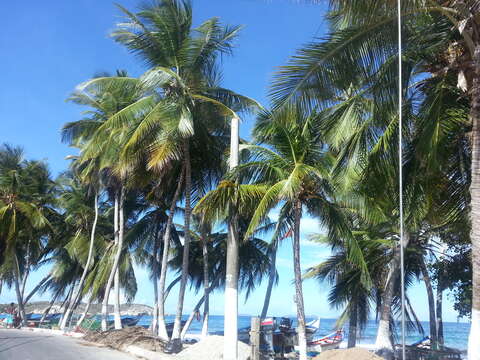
left=312, top=348, right=383, bottom=360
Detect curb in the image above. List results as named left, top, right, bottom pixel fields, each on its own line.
left=20, top=327, right=85, bottom=338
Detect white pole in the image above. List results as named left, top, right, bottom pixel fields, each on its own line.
left=397, top=1, right=406, bottom=360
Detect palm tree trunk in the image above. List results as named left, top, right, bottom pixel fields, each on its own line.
left=375, top=233, right=410, bottom=358
left=293, top=200, right=307, bottom=360
left=260, top=239, right=278, bottom=320
left=201, top=229, right=209, bottom=338
left=348, top=302, right=358, bottom=348
left=60, top=191, right=99, bottom=330
left=13, top=254, right=26, bottom=326
left=181, top=273, right=221, bottom=340
left=151, top=224, right=161, bottom=334
left=164, top=275, right=182, bottom=301
left=59, top=283, right=76, bottom=329
left=114, top=188, right=124, bottom=330
left=436, top=282, right=444, bottom=348
left=468, top=43, right=480, bottom=360
left=420, top=256, right=437, bottom=349
left=23, top=274, right=51, bottom=305
left=224, top=115, right=240, bottom=360
left=76, top=294, right=92, bottom=327
left=40, top=289, right=61, bottom=324
left=171, top=140, right=192, bottom=342
left=101, top=188, right=125, bottom=331
left=158, top=167, right=184, bottom=340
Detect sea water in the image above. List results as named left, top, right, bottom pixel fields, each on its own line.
left=136, top=315, right=470, bottom=351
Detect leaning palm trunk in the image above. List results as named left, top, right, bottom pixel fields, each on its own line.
left=23, top=274, right=51, bottom=306
left=158, top=168, right=185, bottom=340
left=293, top=200, right=307, bottom=360
left=101, top=187, right=125, bottom=331
left=201, top=230, right=209, bottom=338
left=171, top=140, right=193, bottom=342
left=60, top=191, right=99, bottom=330
left=181, top=273, right=221, bottom=340
left=59, top=283, right=76, bottom=329
left=40, top=289, right=61, bottom=324
left=420, top=257, right=437, bottom=349
left=76, top=294, right=92, bottom=327
left=375, top=233, right=410, bottom=358
left=347, top=302, right=358, bottom=348
left=260, top=239, right=278, bottom=320
left=224, top=115, right=240, bottom=360
left=164, top=275, right=182, bottom=301
left=468, top=44, right=480, bottom=360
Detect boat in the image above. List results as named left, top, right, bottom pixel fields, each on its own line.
left=120, top=315, right=142, bottom=327
left=305, top=318, right=320, bottom=335
left=298, top=330, right=343, bottom=353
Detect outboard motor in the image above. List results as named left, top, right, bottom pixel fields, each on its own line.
left=279, top=317, right=292, bottom=332
left=260, top=317, right=276, bottom=355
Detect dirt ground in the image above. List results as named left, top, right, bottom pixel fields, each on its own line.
left=83, top=326, right=166, bottom=352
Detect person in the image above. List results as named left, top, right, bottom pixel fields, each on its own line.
left=5, top=303, right=16, bottom=329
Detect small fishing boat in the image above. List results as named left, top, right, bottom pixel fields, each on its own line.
left=120, top=315, right=142, bottom=327
left=301, top=330, right=343, bottom=352
left=305, top=318, right=320, bottom=335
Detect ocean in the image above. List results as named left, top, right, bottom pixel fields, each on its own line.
left=137, top=315, right=471, bottom=351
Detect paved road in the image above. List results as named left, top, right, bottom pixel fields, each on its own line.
left=0, top=329, right=135, bottom=360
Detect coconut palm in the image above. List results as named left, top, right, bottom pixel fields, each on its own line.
left=63, top=70, right=145, bottom=330
left=196, top=104, right=366, bottom=360
left=76, top=1, right=261, bottom=349
left=0, top=145, right=55, bottom=324
left=271, top=2, right=480, bottom=357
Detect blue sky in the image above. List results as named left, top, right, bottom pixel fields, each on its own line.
left=0, top=0, right=464, bottom=323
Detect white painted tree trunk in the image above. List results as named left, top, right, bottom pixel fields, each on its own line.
left=293, top=200, right=307, bottom=360
left=375, top=233, right=409, bottom=359
left=76, top=294, right=92, bottom=327
left=224, top=116, right=240, bottom=360
left=60, top=191, right=99, bottom=330
left=40, top=289, right=61, bottom=324
left=101, top=188, right=124, bottom=331
left=59, top=283, right=75, bottom=330
left=171, top=140, right=192, bottom=342
left=181, top=274, right=220, bottom=340
left=201, top=231, right=209, bottom=339
left=158, top=169, right=184, bottom=340
left=151, top=225, right=161, bottom=334
left=420, top=256, right=437, bottom=349
left=114, top=188, right=124, bottom=330
left=114, top=269, right=122, bottom=329
left=13, top=254, right=26, bottom=326
left=468, top=309, right=480, bottom=360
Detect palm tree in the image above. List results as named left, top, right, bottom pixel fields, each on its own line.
left=197, top=104, right=366, bottom=360
left=270, top=2, right=480, bottom=357
left=0, top=145, right=54, bottom=324
left=304, top=235, right=381, bottom=348
left=77, top=1, right=260, bottom=349
left=63, top=70, right=144, bottom=330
